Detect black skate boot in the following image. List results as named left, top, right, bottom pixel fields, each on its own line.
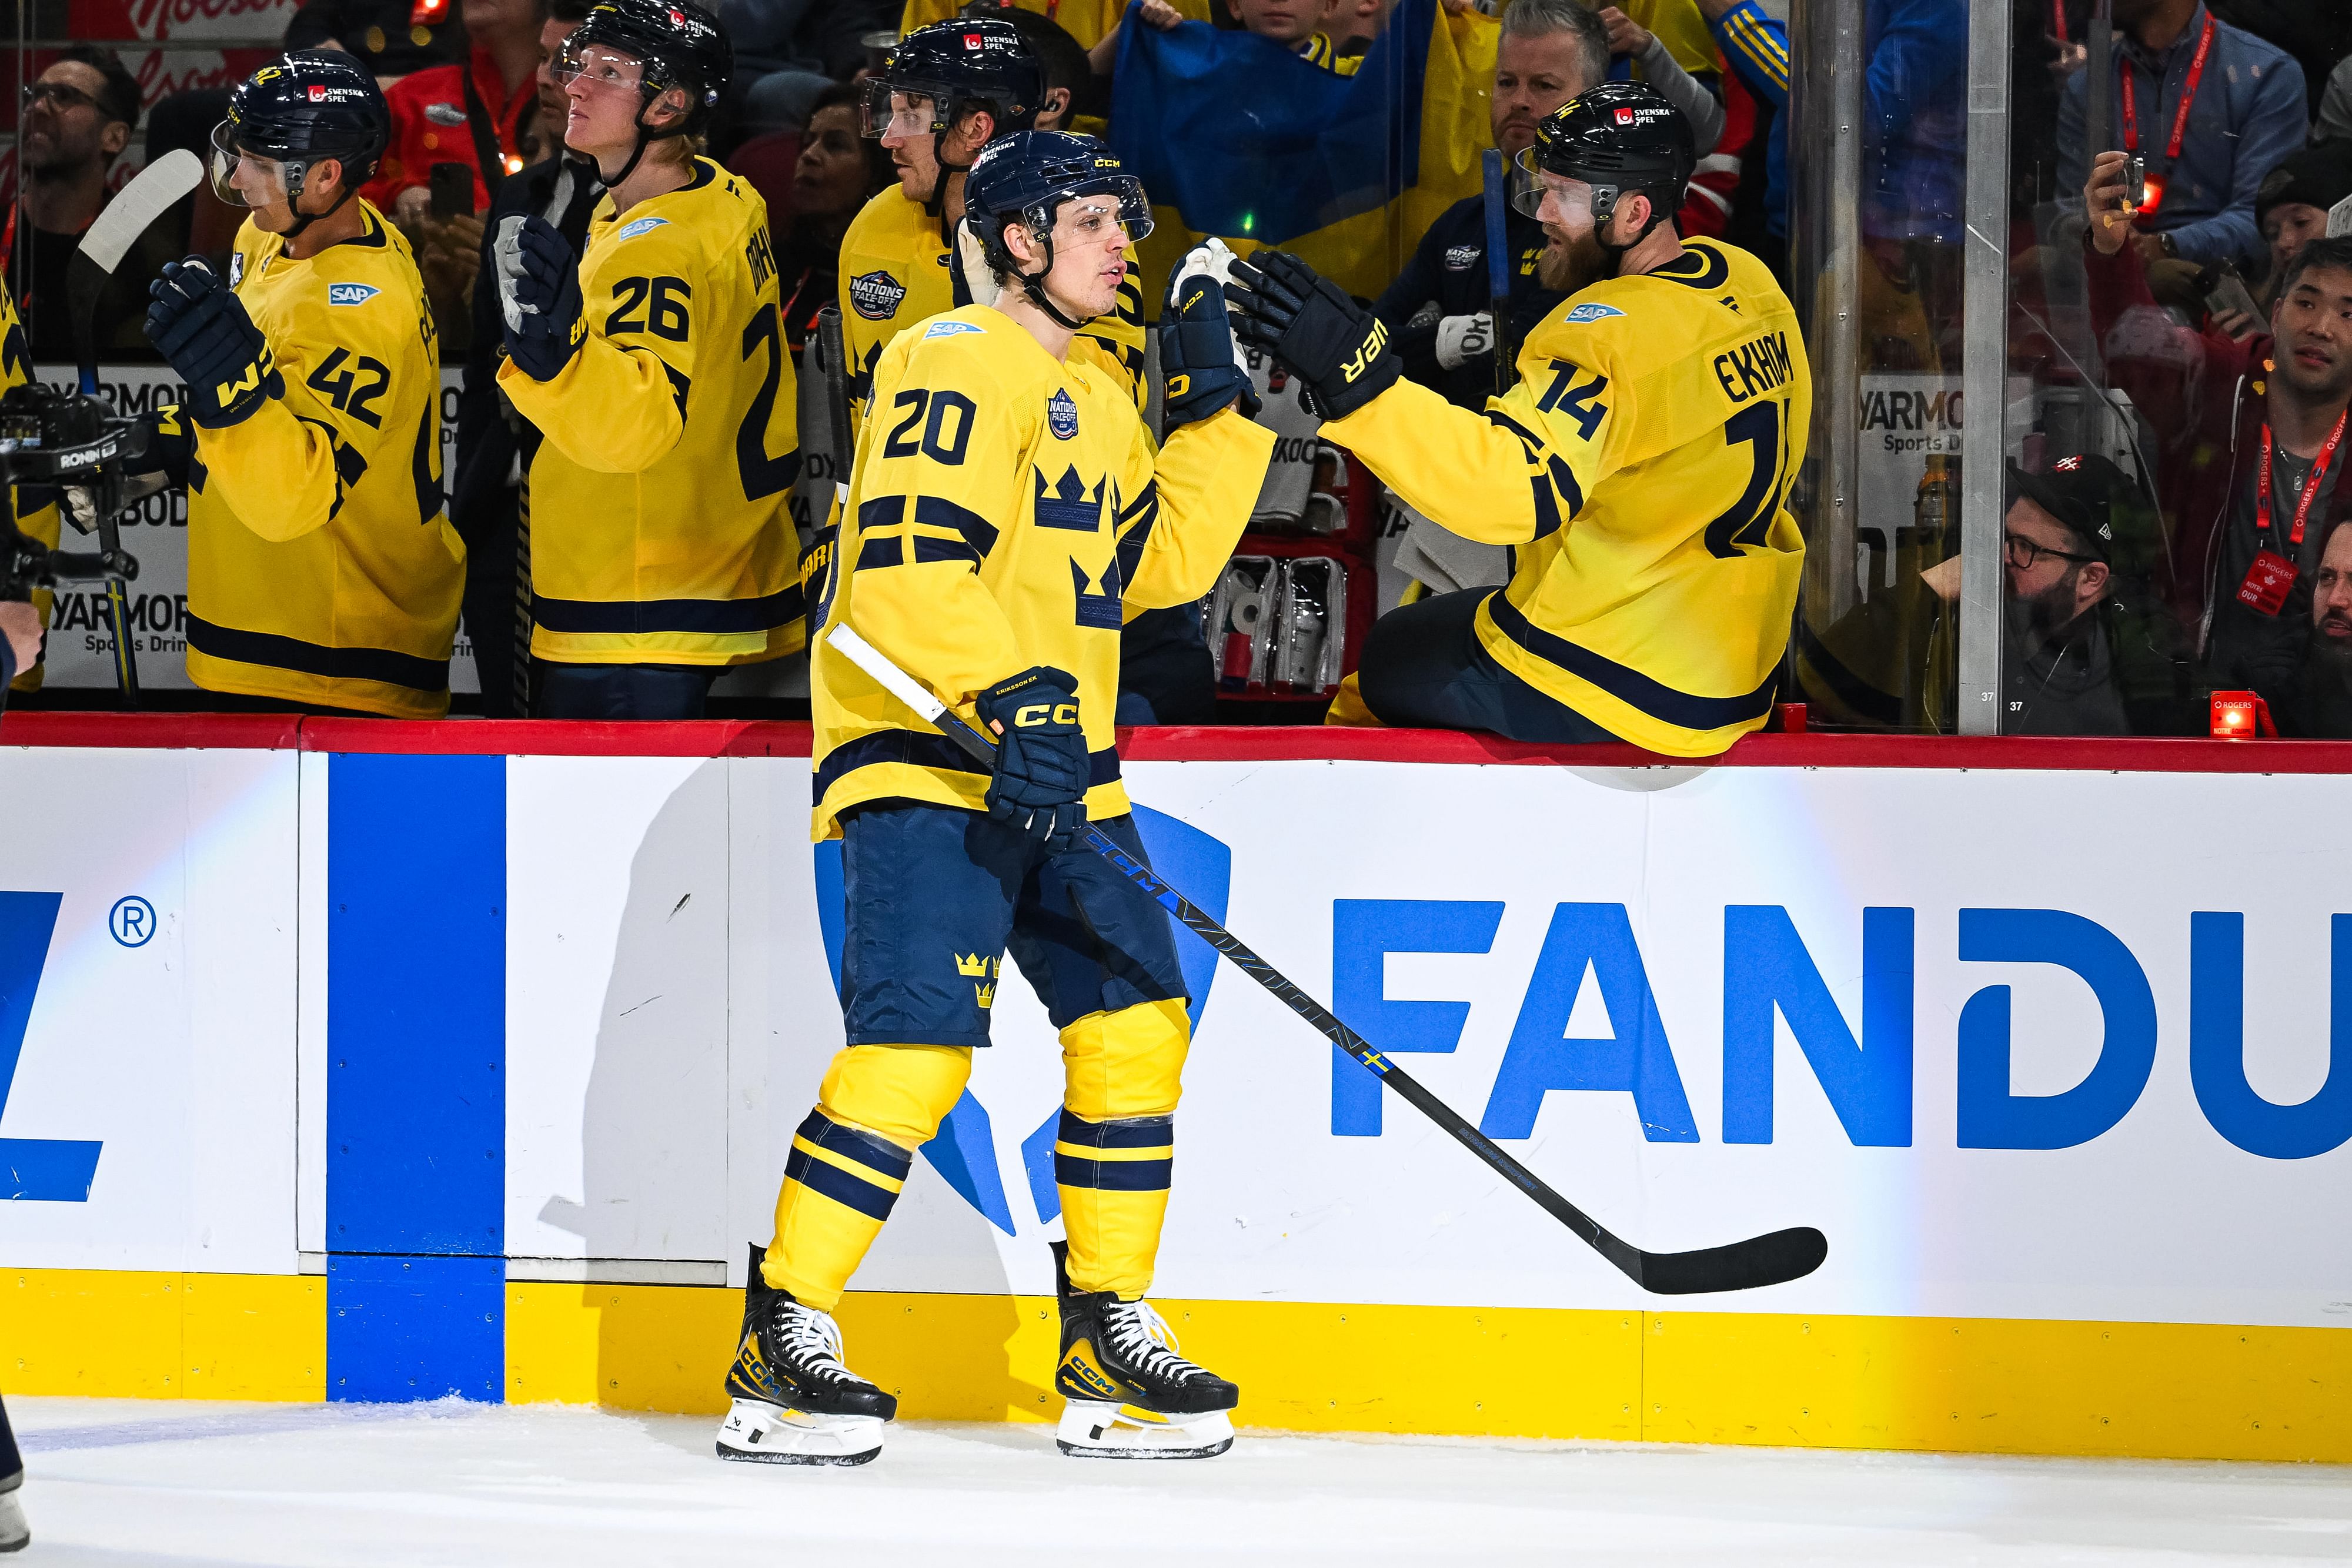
left=717, top=1243, right=896, bottom=1466
left=1051, top=1241, right=1238, bottom=1459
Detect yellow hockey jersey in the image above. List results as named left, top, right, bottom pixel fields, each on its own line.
left=186, top=205, right=462, bottom=718
left=837, top=185, right=1145, bottom=432
left=895, top=0, right=1212, bottom=52
left=500, top=159, right=802, bottom=666
left=0, top=283, right=58, bottom=693
left=1324, top=239, right=1809, bottom=756
left=810, top=304, right=1274, bottom=838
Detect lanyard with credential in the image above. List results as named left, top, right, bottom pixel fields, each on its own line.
left=2257, top=411, right=2347, bottom=551
left=2118, top=12, right=2213, bottom=216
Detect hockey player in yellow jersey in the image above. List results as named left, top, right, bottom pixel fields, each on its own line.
left=0, top=282, right=59, bottom=694
left=1233, top=83, right=1809, bottom=757
left=839, top=19, right=1145, bottom=430
left=144, top=54, right=461, bottom=719
left=715, top=132, right=1272, bottom=1468
left=496, top=0, right=799, bottom=720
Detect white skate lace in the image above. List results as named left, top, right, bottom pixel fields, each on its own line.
left=776, top=1300, right=863, bottom=1386
left=1101, top=1299, right=1211, bottom=1385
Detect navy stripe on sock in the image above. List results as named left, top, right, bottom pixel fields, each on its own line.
left=1054, top=1153, right=1173, bottom=1192
left=784, top=1144, right=900, bottom=1221
left=796, top=1109, right=914, bottom=1182
left=1057, top=1109, right=1175, bottom=1150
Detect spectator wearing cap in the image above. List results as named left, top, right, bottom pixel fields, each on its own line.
left=2239, top=141, right=2352, bottom=319
left=2086, top=156, right=2352, bottom=683
left=1997, top=457, right=2131, bottom=734
left=2057, top=0, right=2306, bottom=276
left=2296, top=517, right=2352, bottom=735
left=8, top=48, right=152, bottom=360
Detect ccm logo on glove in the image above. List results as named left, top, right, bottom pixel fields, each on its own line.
left=1013, top=701, right=1081, bottom=727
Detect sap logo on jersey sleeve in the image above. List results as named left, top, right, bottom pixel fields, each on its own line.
left=1047, top=388, right=1080, bottom=440
left=850, top=270, right=909, bottom=321
left=923, top=320, right=983, bottom=340
left=1563, top=302, right=1626, bottom=325
left=1443, top=244, right=1481, bottom=272
left=327, top=282, right=382, bottom=307
left=616, top=216, right=670, bottom=240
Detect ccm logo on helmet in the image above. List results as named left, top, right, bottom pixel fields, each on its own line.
left=1015, top=703, right=1080, bottom=727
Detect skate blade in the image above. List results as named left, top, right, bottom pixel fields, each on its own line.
left=1056, top=1400, right=1234, bottom=1460
left=715, top=1397, right=884, bottom=1466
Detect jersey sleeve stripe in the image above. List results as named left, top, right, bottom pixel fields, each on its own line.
left=1483, top=590, right=1779, bottom=730
left=911, top=534, right=981, bottom=566
left=856, top=536, right=907, bottom=571
left=185, top=613, right=450, bottom=693
left=914, top=494, right=1000, bottom=557
left=812, top=731, right=1122, bottom=807
left=530, top=586, right=803, bottom=634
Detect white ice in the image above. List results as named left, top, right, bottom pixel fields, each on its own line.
left=12, top=1396, right=2351, bottom=1566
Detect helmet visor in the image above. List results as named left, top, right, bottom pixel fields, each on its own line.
left=209, top=119, right=292, bottom=209
left=860, top=78, right=948, bottom=140
left=554, top=39, right=647, bottom=94
left=1511, top=149, right=1596, bottom=227
left=1051, top=179, right=1153, bottom=246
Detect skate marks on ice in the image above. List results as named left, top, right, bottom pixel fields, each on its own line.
left=13, top=1398, right=2352, bottom=1567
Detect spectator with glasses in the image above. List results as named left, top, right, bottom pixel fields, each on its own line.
left=9, top=48, right=155, bottom=361
left=1995, top=457, right=2132, bottom=735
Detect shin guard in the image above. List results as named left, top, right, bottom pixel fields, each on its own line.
left=1058, top=998, right=1190, bottom=1299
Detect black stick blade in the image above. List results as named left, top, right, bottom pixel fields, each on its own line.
left=1632, top=1226, right=1828, bottom=1296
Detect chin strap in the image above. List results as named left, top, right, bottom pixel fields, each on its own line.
left=922, top=132, right=971, bottom=219
left=1592, top=185, right=1673, bottom=279
left=601, top=95, right=691, bottom=190
left=1006, top=235, right=1096, bottom=331
left=277, top=164, right=363, bottom=243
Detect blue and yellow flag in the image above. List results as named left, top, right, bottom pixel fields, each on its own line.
left=1110, top=0, right=1499, bottom=306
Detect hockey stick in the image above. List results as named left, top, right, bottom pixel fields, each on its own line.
left=68, top=149, right=202, bottom=704
left=824, top=623, right=1828, bottom=1295
left=816, top=304, right=854, bottom=506
left=1480, top=148, right=1514, bottom=396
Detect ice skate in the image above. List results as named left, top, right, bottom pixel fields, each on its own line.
left=1052, top=1242, right=1237, bottom=1459
left=0, top=1472, right=26, bottom=1553
left=716, top=1244, right=894, bottom=1466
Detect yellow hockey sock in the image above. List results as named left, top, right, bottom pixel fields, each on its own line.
left=1058, top=998, right=1190, bottom=1299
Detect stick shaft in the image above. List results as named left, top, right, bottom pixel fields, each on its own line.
left=1481, top=148, right=1515, bottom=396
left=817, top=305, right=854, bottom=506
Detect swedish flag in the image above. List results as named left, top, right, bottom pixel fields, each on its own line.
left=1110, top=0, right=1499, bottom=304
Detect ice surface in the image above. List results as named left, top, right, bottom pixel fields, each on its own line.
left=11, top=1397, right=2351, bottom=1566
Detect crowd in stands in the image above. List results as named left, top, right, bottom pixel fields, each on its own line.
left=8, top=0, right=2352, bottom=738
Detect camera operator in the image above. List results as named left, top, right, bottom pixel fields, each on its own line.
left=144, top=55, right=465, bottom=719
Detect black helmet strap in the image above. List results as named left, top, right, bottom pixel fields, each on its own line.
left=601, top=73, right=694, bottom=189
left=1585, top=179, right=1673, bottom=278
left=275, top=153, right=364, bottom=243
left=1001, top=199, right=1097, bottom=332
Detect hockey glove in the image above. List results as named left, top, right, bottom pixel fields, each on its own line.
left=1227, top=250, right=1401, bottom=422
left=1158, top=266, right=1259, bottom=427
left=975, top=666, right=1090, bottom=854
left=145, top=259, right=282, bottom=429
left=497, top=215, right=586, bottom=382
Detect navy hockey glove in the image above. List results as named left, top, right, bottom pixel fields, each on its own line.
left=975, top=666, right=1090, bottom=854
left=1158, top=272, right=1259, bottom=429
left=145, top=259, right=282, bottom=429
left=1227, top=250, right=1401, bottom=422
left=497, top=215, right=585, bottom=382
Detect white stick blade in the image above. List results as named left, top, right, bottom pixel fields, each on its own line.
left=80, top=149, right=205, bottom=275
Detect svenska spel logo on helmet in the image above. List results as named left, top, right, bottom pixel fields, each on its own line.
left=1614, top=106, right=1634, bottom=125
left=309, top=84, right=327, bottom=101
left=963, top=31, right=983, bottom=48
left=667, top=6, right=684, bottom=24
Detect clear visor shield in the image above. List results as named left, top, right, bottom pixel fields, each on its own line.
left=1051, top=183, right=1154, bottom=248
left=554, top=41, right=647, bottom=94
left=209, top=121, right=293, bottom=209
left=1509, top=149, right=1598, bottom=228
left=861, top=80, right=946, bottom=140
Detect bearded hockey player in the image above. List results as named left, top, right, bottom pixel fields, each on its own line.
left=144, top=53, right=463, bottom=718
left=839, top=18, right=1145, bottom=426
left=1233, top=83, right=1810, bottom=757
left=495, top=0, right=800, bottom=719
left=717, top=131, right=1274, bottom=1467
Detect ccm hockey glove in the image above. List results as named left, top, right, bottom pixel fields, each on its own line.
left=145, top=259, right=282, bottom=429
left=1227, top=250, right=1400, bottom=421
left=497, top=215, right=586, bottom=382
left=975, top=666, right=1090, bottom=854
left=1158, top=240, right=1259, bottom=427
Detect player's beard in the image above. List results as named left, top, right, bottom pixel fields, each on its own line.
left=1538, top=228, right=1608, bottom=295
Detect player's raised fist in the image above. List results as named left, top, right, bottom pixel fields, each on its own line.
left=495, top=215, right=586, bottom=381
left=1227, top=250, right=1400, bottom=421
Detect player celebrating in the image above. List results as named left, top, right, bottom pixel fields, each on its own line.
left=840, top=18, right=1144, bottom=423
left=716, top=131, right=1272, bottom=1467
left=145, top=54, right=463, bottom=718
left=1232, top=82, right=1810, bottom=757
left=495, top=0, right=800, bottom=720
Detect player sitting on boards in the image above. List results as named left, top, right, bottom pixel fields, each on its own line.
left=716, top=130, right=1274, bottom=1467
left=144, top=52, right=464, bottom=719
left=493, top=0, right=801, bottom=720
left=1232, top=82, right=1812, bottom=760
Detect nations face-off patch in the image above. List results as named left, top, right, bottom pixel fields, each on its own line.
left=1047, top=388, right=1079, bottom=440
left=849, top=270, right=909, bottom=321
left=1444, top=244, right=1481, bottom=272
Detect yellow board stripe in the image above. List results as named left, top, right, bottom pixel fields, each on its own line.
left=0, top=1270, right=325, bottom=1401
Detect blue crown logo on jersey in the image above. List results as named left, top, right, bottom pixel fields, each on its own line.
left=1070, top=556, right=1124, bottom=630
left=849, top=270, right=908, bottom=321
left=616, top=216, right=670, bottom=240
left=1563, top=302, right=1626, bottom=325
left=1034, top=466, right=1105, bottom=531
left=923, top=320, right=983, bottom=340
left=1047, top=388, right=1079, bottom=440
left=811, top=810, right=1230, bottom=1235
left=326, top=282, right=380, bottom=307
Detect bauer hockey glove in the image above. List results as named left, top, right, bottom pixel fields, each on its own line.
left=975, top=666, right=1090, bottom=854
left=497, top=215, right=586, bottom=382
left=145, top=259, right=283, bottom=429
left=1227, top=250, right=1401, bottom=422
left=1158, top=243, right=1259, bottom=428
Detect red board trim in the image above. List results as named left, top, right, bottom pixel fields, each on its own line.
left=5, top=712, right=2352, bottom=775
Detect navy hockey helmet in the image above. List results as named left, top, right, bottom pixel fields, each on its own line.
left=1512, top=81, right=1695, bottom=237
left=211, top=52, right=389, bottom=235
left=861, top=18, right=1045, bottom=211
left=557, top=0, right=731, bottom=184
left=963, top=130, right=1150, bottom=330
